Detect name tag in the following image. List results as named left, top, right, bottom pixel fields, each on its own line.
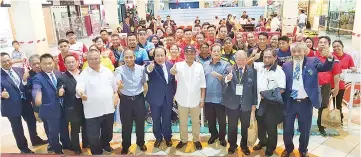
left=236, top=84, right=243, bottom=96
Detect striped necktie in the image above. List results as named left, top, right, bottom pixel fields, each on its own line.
left=291, top=63, right=301, bottom=99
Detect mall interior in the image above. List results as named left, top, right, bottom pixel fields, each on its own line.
left=0, top=0, right=360, bottom=157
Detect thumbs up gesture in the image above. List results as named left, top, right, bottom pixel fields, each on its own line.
left=1, top=89, right=10, bottom=99
left=23, top=68, right=30, bottom=82
left=117, top=80, right=124, bottom=90
left=170, top=64, right=178, bottom=75
left=147, top=61, right=155, bottom=72
left=79, top=91, right=88, bottom=101
left=58, top=85, right=65, bottom=96
left=226, top=70, right=233, bottom=81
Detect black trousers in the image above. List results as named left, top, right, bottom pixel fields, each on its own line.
left=205, top=103, right=226, bottom=140
left=227, top=107, right=251, bottom=150
left=69, top=121, right=88, bottom=151
left=119, top=94, right=146, bottom=149
left=317, top=83, right=331, bottom=130
left=8, top=100, right=42, bottom=151
left=335, top=89, right=345, bottom=124
left=85, top=113, right=114, bottom=155
left=256, top=113, right=278, bottom=151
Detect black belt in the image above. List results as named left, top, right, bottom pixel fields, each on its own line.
left=121, top=93, right=143, bottom=100
left=292, top=97, right=310, bottom=103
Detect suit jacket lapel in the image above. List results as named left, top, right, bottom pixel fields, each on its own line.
left=166, top=62, right=172, bottom=84
left=155, top=65, right=166, bottom=83
left=41, top=72, right=56, bottom=91
left=302, top=57, right=308, bottom=78
left=1, top=69, right=19, bottom=89
left=65, top=71, right=77, bottom=85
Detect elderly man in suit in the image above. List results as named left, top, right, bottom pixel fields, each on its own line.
left=222, top=50, right=258, bottom=155
left=145, top=47, right=176, bottom=148
left=0, top=52, right=47, bottom=154
left=33, top=53, right=71, bottom=154
left=58, top=55, right=88, bottom=154
left=281, top=42, right=334, bottom=157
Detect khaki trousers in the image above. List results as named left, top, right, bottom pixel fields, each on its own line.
left=178, top=104, right=200, bottom=142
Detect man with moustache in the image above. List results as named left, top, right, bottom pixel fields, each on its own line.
left=281, top=42, right=334, bottom=157
left=119, top=34, right=149, bottom=65
left=58, top=55, right=89, bottom=154
left=137, top=28, right=155, bottom=60
left=109, top=33, right=125, bottom=67
left=315, top=36, right=341, bottom=136
left=76, top=49, right=118, bottom=155
left=115, top=49, right=148, bottom=154
left=1, top=53, right=47, bottom=154
left=145, top=47, right=176, bottom=148
left=203, top=44, right=230, bottom=147
left=250, top=49, right=286, bottom=156
left=170, top=45, right=206, bottom=150
left=32, top=54, right=71, bottom=154
left=222, top=50, right=257, bottom=155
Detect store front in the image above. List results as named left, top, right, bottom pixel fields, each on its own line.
left=327, top=0, right=356, bottom=37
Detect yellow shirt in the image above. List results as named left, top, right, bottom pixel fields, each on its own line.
left=82, top=56, right=115, bottom=71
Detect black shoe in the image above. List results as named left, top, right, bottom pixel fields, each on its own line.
left=300, top=152, right=309, bottom=157
left=121, top=148, right=129, bottom=154
left=265, top=149, right=274, bottom=156
left=253, top=142, right=266, bottom=151
left=208, top=136, right=218, bottom=144
left=154, top=139, right=162, bottom=148
left=103, top=146, right=114, bottom=153
left=176, top=141, right=187, bottom=149
left=319, top=129, right=327, bottom=136
left=139, top=145, right=147, bottom=151
left=55, top=151, right=64, bottom=154
left=20, top=149, right=34, bottom=154
left=47, top=145, right=54, bottom=153
left=219, top=140, right=227, bottom=147
left=166, top=140, right=173, bottom=147
left=194, top=141, right=202, bottom=150
left=228, top=148, right=237, bottom=154
left=281, top=150, right=291, bottom=157
left=32, top=139, right=48, bottom=146
left=241, top=147, right=250, bottom=155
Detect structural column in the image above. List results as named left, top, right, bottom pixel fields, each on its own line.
left=154, top=0, right=160, bottom=17
left=281, top=0, right=299, bottom=35
left=244, top=0, right=253, bottom=7
left=199, top=0, right=205, bottom=8
left=103, top=0, right=120, bottom=30
left=136, top=0, right=147, bottom=20
left=352, top=0, right=361, bottom=51
left=10, top=0, right=49, bottom=56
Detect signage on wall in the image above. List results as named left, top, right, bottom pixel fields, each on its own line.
left=1, top=0, right=53, bottom=7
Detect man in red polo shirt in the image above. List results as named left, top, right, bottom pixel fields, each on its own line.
left=316, top=36, right=341, bottom=136
left=57, top=39, right=80, bottom=72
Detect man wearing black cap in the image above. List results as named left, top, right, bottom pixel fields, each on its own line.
left=66, top=30, right=88, bottom=66
left=170, top=45, right=206, bottom=150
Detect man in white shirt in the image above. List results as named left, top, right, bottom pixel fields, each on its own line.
left=170, top=45, right=206, bottom=150
left=297, top=10, right=307, bottom=33
left=270, top=14, right=280, bottom=32
left=76, top=49, right=118, bottom=155
left=249, top=48, right=286, bottom=156
left=66, top=30, right=88, bottom=65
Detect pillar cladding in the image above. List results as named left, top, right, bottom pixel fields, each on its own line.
left=281, top=0, right=299, bottom=36
left=103, top=0, right=120, bottom=30
left=10, top=0, right=49, bottom=56
left=352, top=0, right=360, bottom=51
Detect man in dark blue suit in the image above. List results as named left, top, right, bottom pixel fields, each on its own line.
left=221, top=50, right=258, bottom=155
left=32, top=53, right=70, bottom=154
left=281, top=42, right=334, bottom=157
left=0, top=52, right=47, bottom=154
left=145, top=47, right=176, bottom=148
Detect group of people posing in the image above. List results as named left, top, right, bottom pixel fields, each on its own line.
left=1, top=16, right=356, bottom=157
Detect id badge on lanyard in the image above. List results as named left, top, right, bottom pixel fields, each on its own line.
left=236, top=68, right=244, bottom=96
left=236, top=84, right=243, bottom=95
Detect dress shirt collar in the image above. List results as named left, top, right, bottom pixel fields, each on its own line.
left=68, top=69, right=80, bottom=76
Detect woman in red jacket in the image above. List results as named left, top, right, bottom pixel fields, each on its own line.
left=332, top=39, right=357, bottom=125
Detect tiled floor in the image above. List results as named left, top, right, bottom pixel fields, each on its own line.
left=1, top=106, right=360, bottom=156
left=1, top=32, right=360, bottom=156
